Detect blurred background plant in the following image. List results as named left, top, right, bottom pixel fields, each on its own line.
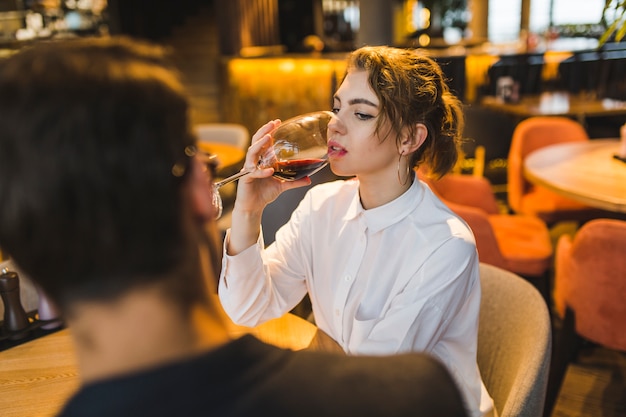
left=599, top=0, right=626, bottom=44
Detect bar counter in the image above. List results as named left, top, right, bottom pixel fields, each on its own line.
left=217, top=49, right=499, bottom=135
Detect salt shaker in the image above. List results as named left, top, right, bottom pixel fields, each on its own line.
left=0, top=268, right=30, bottom=339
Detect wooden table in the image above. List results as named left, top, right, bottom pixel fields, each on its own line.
left=0, top=313, right=342, bottom=417
left=196, top=142, right=245, bottom=173
left=481, top=93, right=626, bottom=125
left=524, top=139, right=626, bottom=213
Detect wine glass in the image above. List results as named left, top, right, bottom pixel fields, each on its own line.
left=211, top=111, right=333, bottom=217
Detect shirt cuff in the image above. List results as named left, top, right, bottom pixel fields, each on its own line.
left=220, top=228, right=265, bottom=285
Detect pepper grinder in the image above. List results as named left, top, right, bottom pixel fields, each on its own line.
left=0, top=268, right=30, bottom=340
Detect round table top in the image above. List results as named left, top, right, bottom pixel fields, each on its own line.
left=0, top=313, right=341, bottom=417
left=524, top=139, right=626, bottom=213
left=196, top=141, right=245, bottom=172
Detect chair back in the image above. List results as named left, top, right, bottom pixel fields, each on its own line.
left=477, top=263, right=552, bottom=417
left=507, top=116, right=588, bottom=214
left=194, top=123, right=249, bottom=150
left=554, top=218, right=626, bottom=351
left=462, top=105, right=516, bottom=184
left=420, top=171, right=501, bottom=215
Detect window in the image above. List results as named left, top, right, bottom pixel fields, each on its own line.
left=488, top=0, right=522, bottom=42
left=490, top=0, right=607, bottom=43
left=551, top=0, right=604, bottom=25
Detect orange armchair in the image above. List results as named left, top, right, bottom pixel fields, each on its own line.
left=507, top=116, right=608, bottom=225
left=544, top=218, right=626, bottom=415
left=418, top=170, right=553, bottom=294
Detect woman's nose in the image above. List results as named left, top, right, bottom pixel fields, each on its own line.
left=327, top=113, right=345, bottom=135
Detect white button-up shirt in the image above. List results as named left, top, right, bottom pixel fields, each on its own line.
left=219, top=177, right=494, bottom=417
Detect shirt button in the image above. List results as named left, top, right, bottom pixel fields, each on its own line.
left=344, top=275, right=351, bottom=282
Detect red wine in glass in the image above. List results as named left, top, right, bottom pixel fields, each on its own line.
left=214, top=111, right=333, bottom=189
left=272, top=158, right=328, bottom=181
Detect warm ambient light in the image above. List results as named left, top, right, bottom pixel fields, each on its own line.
left=465, top=54, right=501, bottom=103
left=542, top=51, right=573, bottom=81
left=224, top=58, right=347, bottom=137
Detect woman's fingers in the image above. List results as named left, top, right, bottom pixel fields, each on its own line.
left=251, top=119, right=280, bottom=143
left=243, top=120, right=281, bottom=171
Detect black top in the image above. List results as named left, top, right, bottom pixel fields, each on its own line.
left=58, top=335, right=468, bottom=417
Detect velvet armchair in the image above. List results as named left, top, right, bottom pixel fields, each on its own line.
left=544, top=218, right=626, bottom=416
left=507, top=116, right=609, bottom=225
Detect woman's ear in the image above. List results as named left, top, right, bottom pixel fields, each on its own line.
left=401, top=123, right=428, bottom=154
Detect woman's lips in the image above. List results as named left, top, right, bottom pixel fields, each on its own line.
left=327, top=141, right=346, bottom=158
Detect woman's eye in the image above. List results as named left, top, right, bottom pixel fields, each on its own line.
left=355, top=112, right=373, bottom=121
left=331, top=107, right=340, bottom=114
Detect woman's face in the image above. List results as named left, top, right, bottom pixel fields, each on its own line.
left=328, top=69, right=399, bottom=180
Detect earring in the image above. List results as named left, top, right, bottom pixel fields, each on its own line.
left=397, top=153, right=411, bottom=186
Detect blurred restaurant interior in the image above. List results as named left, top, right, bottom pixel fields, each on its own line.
left=1, top=1, right=626, bottom=417
left=4, top=0, right=622, bottom=191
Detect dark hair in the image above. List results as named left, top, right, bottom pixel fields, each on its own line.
left=344, top=46, right=464, bottom=178
left=0, top=37, right=203, bottom=310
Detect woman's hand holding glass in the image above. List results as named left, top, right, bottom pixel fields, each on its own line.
left=215, top=111, right=332, bottom=215
left=233, top=120, right=313, bottom=214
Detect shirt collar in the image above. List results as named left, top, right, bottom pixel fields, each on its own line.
left=342, top=173, right=425, bottom=233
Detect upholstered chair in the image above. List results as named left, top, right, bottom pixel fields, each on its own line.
left=507, top=116, right=608, bottom=225
left=544, top=218, right=626, bottom=416
left=194, top=123, right=249, bottom=150
left=477, top=263, right=552, bottom=417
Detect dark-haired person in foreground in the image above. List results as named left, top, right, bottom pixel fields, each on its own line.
left=0, top=37, right=468, bottom=417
